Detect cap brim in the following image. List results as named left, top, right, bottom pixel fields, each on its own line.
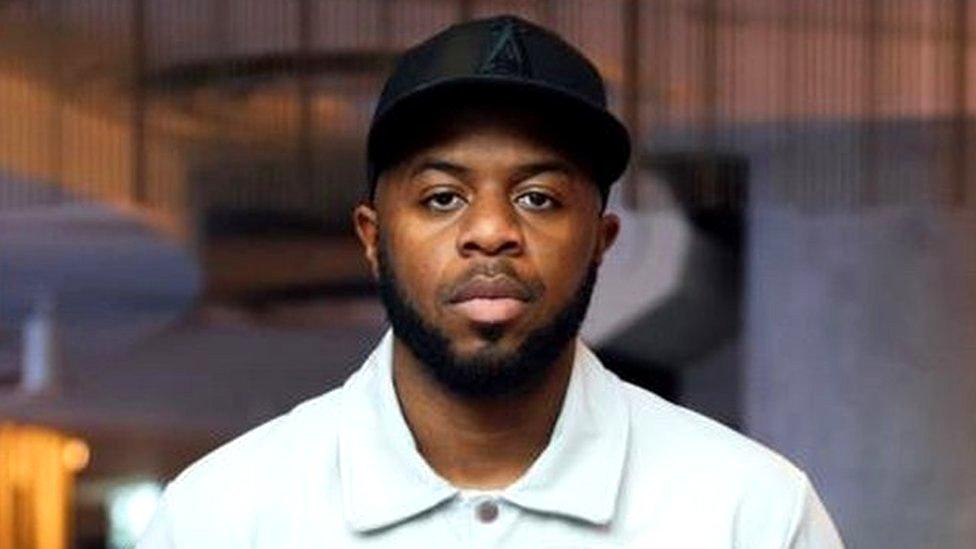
left=367, top=76, right=631, bottom=191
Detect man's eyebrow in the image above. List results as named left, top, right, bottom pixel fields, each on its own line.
left=410, top=159, right=470, bottom=179
left=512, top=160, right=576, bottom=179
left=408, top=158, right=578, bottom=181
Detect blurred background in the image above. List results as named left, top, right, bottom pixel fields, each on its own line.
left=0, top=0, right=974, bottom=547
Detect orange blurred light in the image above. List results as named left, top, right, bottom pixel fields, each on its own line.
left=62, top=437, right=90, bottom=472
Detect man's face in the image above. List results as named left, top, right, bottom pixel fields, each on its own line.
left=354, top=115, right=619, bottom=397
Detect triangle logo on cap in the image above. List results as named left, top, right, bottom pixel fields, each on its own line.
left=478, top=19, right=532, bottom=78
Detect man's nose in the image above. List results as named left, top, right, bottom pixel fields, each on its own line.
left=456, top=193, right=525, bottom=257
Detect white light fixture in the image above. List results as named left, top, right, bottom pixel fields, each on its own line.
left=21, top=292, right=61, bottom=394
left=107, top=481, right=163, bottom=549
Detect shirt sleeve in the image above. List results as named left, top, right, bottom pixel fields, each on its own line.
left=784, top=476, right=845, bottom=549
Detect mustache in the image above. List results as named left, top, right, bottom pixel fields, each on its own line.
left=441, top=261, right=545, bottom=304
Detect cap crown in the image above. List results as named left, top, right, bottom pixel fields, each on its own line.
left=366, top=14, right=631, bottom=203
left=374, top=15, right=609, bottom=122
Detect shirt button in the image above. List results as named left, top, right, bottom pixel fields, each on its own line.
left=475, top=499, right=499, bottom=523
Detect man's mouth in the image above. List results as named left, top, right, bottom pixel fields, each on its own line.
left=447, top=276, right=533, bottom=324
left=450, top=297, right=528, bottom=324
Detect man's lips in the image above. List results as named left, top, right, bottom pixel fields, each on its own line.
left=450, top=297, right=527, bottom=324
left=448, top=276, right=532, bottom=303
left=447, top=276, right=533, bottom=324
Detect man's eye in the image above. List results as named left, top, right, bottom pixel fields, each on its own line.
left=515, top=191, right=557, bottom=210
left=424, top=191, right=465, bottom=211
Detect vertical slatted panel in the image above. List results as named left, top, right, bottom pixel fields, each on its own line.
left=0, top=0, right=973, bottom=216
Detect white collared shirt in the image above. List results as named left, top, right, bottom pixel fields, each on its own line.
left=138, top=330, right=844, bottom=548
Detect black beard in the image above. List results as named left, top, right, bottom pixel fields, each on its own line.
left=376, top=239, right=599, bottom=400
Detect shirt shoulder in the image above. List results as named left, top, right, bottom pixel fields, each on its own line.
left=139, top=387, right=346, bottom=547
left=616, top=379, right=843, bottom=548
left=621, top=379, right=802, bottom=478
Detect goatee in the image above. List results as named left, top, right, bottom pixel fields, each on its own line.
left=376, top=238, right=600, bottom=399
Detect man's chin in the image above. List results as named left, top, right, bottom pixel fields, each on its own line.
left=448, top=330, right=516, bottom=359
left=453, top=320, right=530, bottom=350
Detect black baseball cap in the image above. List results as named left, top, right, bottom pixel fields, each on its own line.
left=366, top=14, right=631, bottom=204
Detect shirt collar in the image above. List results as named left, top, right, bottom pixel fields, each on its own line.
left=501, top=339, right=629, bottom=525
left=338, top=329, right=630, bottom=532
left=338, top=330, right=456, bottom=532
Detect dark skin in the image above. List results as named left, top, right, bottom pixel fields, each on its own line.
left=353, top=119, right=620, bottom=489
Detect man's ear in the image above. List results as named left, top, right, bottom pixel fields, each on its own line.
left=593, top=212, right=620, bottom=265
left=353, top=201, right=380, bottom=279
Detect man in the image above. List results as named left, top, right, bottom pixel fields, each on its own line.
left=139, top=15, right=844, bottom=548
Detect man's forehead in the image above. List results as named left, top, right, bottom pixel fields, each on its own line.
left=388, top=111, right=590, bottom=174
left=406, top=127, right=575, bottom=170
left=380, top=143, right=587, bottom=201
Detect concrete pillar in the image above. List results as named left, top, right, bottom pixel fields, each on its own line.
left=743, top=126, right=976, bottom=547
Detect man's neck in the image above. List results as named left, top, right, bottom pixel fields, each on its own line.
left=391, top=338, right=575, bottom=490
